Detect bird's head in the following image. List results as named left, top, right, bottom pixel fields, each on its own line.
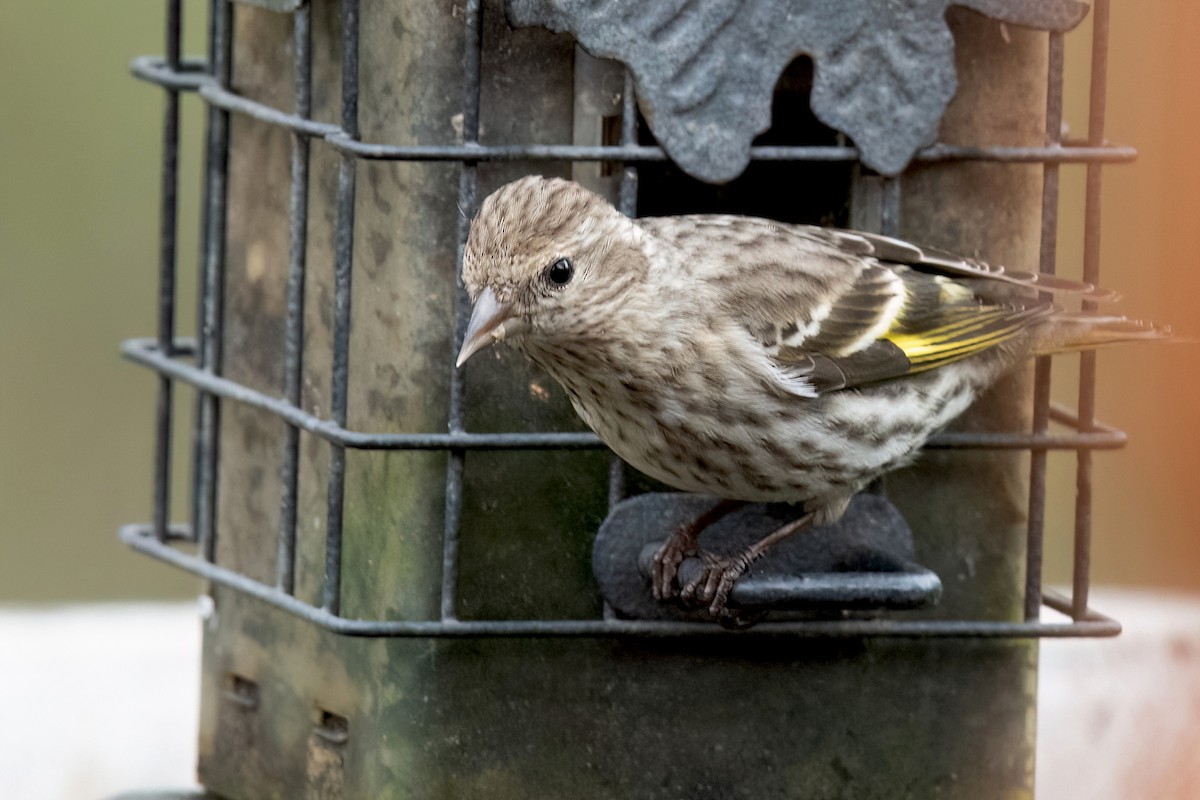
left=456, top=176, right=650, bottom=367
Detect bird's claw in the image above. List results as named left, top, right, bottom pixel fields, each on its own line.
left=678, top=551, right=753, bottom=617
left=651, top=533, right=695, bottom=600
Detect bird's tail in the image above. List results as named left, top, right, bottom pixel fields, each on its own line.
left=1035, top=313, right=1174, bottom=356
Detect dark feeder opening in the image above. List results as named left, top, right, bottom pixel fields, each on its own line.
left=637, top=57, right=854, bottom=226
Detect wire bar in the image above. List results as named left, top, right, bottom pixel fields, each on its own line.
left=276, top=3, right=314, bottom=596
left=127, top=57, right=1140, bottom=168
left=152, top=0, right=183, bottom=543
left=1025, top=31, right=1067, bottom=622
left=131, top=54, right=209, bottom=90
left=327, top=139, right=1137, bottom=166
left=200, top=83, right=341, bottom=138
left=194, top=0, right=233, bottom=563
left=879, top=177, right=902, bottom=238
left=1074, top=0, right=1112, bottom=621
left=617, top=70, right=639, bottom=218
left=120, top=524, right=1122, bottom=639
left=323, top=0, right=361, bottom=616
left=123, top=338, right=1128, bottom=453
left=606, top=69, right=640, bottom=511
left=440, top=0, right=484, bottom=623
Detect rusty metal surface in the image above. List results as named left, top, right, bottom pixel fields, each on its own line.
left=507, top=0, right=1088, bottom=181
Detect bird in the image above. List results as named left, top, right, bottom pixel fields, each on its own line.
left=455, top=175, right=1167, bottom=618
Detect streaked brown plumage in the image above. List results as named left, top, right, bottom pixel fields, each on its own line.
left=457, top=175, right=1166, bottom=616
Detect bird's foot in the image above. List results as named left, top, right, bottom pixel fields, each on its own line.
left=678, top=550, right=755, bottom=617
left=651, top=531, right=696, bottom=600
left=651, top=499, right=747, bottom=601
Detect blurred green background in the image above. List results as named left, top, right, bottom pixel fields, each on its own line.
left=0, top=2, right=209, bottom=599
left=0, top=2, right=1196, bottom=602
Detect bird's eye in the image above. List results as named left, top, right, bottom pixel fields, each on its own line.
left=546, top=257, right=574, bottom=286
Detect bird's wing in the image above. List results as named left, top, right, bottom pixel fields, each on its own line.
left=638, top=215, right=1101, bottom=396
left=818, top=227, right=1117, bottom=300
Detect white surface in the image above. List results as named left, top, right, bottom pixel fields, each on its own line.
left=1038, top=589, right=1200, bottom=800
left=0, top=603, right=201, bottom=800
left=0, top=590, right=1196, bottom=799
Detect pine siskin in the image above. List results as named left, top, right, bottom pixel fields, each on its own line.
left=456, top=175, right=1166, bottom=616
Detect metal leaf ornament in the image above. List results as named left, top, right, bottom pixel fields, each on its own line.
left=507, top=0, right=1089, bottom=182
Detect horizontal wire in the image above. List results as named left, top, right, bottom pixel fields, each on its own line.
left=130, top=55, right=1139, bottom=166
left=120, top=523, right=1122, bottom=639
left=123, top=337, right=1128, bottom=452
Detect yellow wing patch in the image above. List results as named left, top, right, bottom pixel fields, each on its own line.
left=885, top=306, right=1043, bottom=373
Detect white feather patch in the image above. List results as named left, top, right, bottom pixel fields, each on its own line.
left=800, top=301, right=832, bottom=343
left=769, top=362, right=819, bottom=398
left=777, top=301, right=832, bottom=348
left=842, top=272, right=905, bottom=354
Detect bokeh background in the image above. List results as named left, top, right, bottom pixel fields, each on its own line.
left=1, top=1, right=1194, bottom=602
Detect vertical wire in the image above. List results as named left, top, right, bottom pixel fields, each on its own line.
left=1074, top=0, right=1111, bottom=620
left=879, top=176, right=902, bottom=238
left=441, top=0, right=483, bottom=622
left=616, top=71, right=639, bottom=219
left=876, top=177, right=902, bottom=518
left=276, top=4, right=313, bottom=594
left=607, top=69, right=639, bottom=511
left=601, top=70, right=640, bottom=622
left=190, top=1, right=216, bottom=543
left=196, top=0, right=233, bottom=562
left=324, top=0, right=361, bottom=615
left=1025, top=32, right=1065, bottom=621
left=153, top=0, right=183, bottom=542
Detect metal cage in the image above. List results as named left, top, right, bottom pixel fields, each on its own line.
left=123, top=0, right=1129, bottom=638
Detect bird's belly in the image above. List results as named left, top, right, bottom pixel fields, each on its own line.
left=570, top=370, right=979, bottom=504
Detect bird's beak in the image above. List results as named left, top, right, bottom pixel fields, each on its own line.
left=456, top=287, right=515, bottom=367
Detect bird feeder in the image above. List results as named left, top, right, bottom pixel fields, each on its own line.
left=123, top=0, right=1132, bottom=795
